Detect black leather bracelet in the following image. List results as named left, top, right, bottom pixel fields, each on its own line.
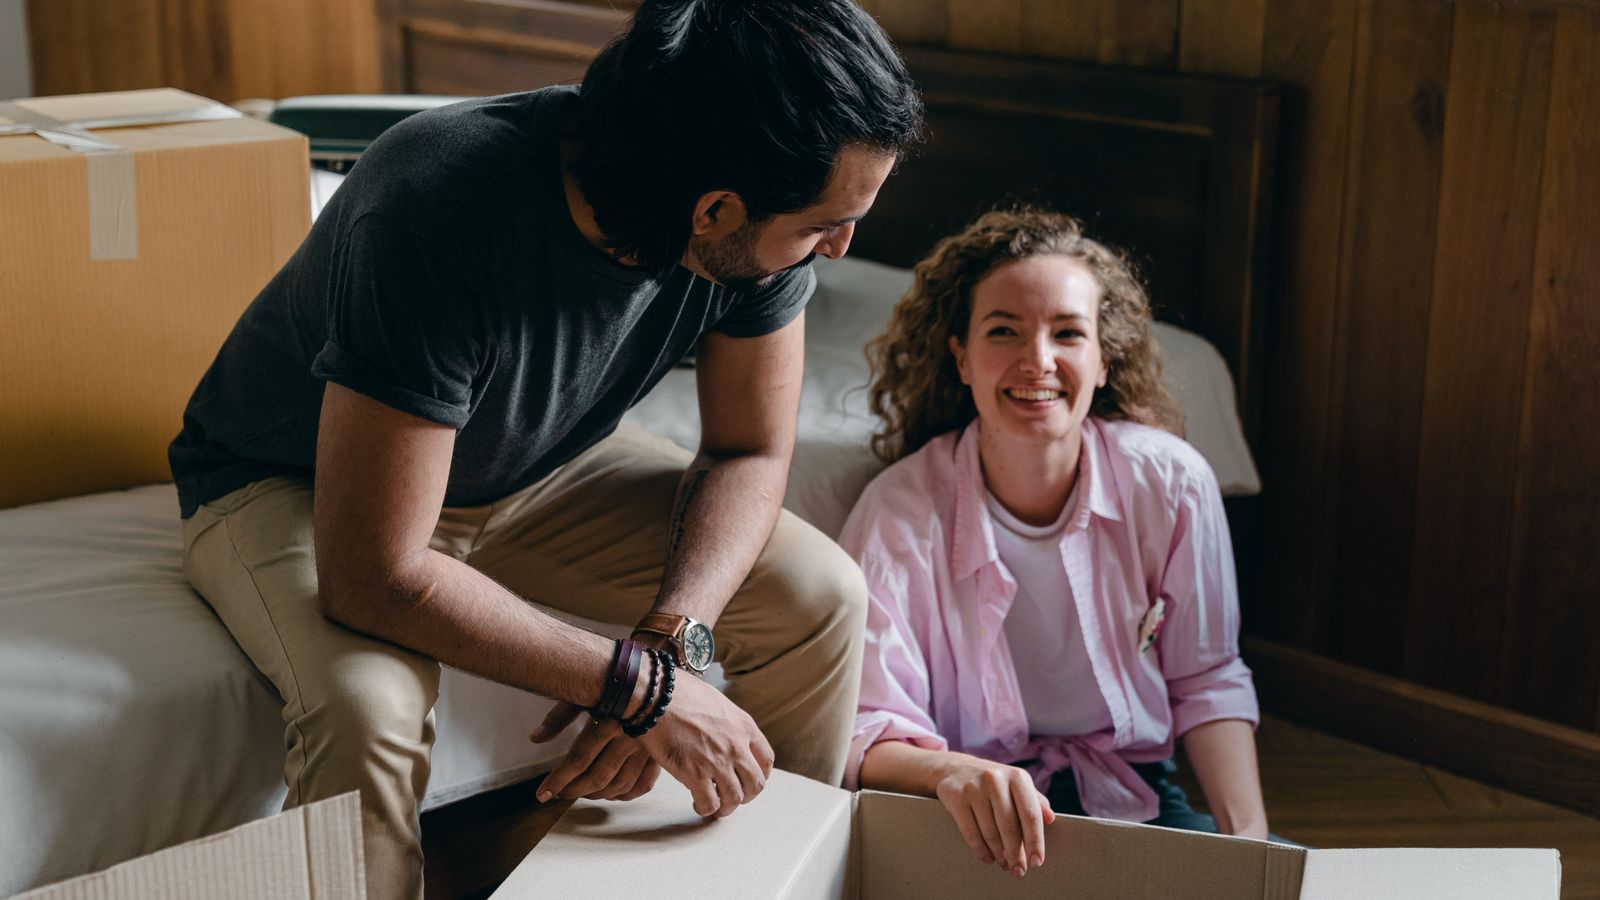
left=623, top=650, right=675, bottom=738
left=594, top=639, right=641, bottom=721
left=626, top=647, right=660, bottom=728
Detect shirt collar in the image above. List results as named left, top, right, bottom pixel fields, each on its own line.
left=949, top=417, right=1123, bottom=582
left=1079, top=417, right=1124, bottom=526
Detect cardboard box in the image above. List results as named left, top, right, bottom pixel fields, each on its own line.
left=12, top=793, right=364, bottom=900
left=0, top=88, right=309, bottom=509
left=494, top=769, right=1561, bottom=899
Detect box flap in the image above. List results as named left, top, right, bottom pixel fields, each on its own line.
left=0, top=88, right=290, bottom=167
left=853, top=789, right=1299, bottom=899
left=13, top=793, right=364, bottom=900
left=492, top=770, right=852, bottom=899
left=1298, top=848, right=1560, bottom=900
left=11, top=89, right=227, bottom=126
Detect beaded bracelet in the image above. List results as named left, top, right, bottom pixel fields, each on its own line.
left=623, top=650, right=675, bottom=738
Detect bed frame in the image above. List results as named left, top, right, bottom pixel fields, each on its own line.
left=376, top=0, right=1280, bottom=446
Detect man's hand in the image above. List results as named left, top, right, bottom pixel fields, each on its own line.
left=532, top=706, right=661, bottom=802
left=933, top=756, right=1055, bottom=878
left=529, top=669, right=773, bottom=817
left=638, top=675, right=774, bottom=817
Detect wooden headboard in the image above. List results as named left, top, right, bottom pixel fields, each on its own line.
left=377, top=0, right=1278, bottom=443
left=860, top=48, right=1279, bottom=446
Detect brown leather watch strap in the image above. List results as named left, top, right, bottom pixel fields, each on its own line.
left=634, top=612, right=687, bottom=641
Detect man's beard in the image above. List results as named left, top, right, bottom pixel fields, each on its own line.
left=692, top=221, right=813, bottom=294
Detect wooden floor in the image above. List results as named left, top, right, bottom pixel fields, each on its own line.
left=422, top=714, right=1600, bottom=898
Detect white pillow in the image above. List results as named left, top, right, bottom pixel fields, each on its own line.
left=631, top=255, right=1260, bottom=540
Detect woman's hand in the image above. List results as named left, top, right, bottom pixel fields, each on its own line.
left=932, top=755, right=1056, bottom=877
left=861, top=742, right=1056, bottom=876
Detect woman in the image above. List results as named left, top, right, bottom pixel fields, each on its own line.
left=839, top=208, right=1268, bottom=879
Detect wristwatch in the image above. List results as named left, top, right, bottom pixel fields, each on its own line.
left=632, top=613, right=715, bottom=675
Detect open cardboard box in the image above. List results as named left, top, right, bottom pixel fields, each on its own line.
left=495, top=768, right=1561, bottom=900
left=8, top=774, right=1560, bottom=899
left=13, top=794, right=363, bottom=900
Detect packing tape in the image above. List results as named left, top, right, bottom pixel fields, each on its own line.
left=85, top=150, right=138, bottom=260
left=0, top=96, right=242, bottom=260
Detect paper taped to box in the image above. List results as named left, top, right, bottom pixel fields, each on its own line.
left=0, top=89, right=247, bottom=259
left=12, top=793, right=364, bottom=900
left=495, top=769, right=1560, bottom=900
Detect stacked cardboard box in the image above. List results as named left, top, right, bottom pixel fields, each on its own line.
left=0, top=88, right=308, bottom=509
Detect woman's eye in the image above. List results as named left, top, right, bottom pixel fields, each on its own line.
left=986, top=327, right=1016, bottom=337
left=1057, top=330, right=1085, bottom=340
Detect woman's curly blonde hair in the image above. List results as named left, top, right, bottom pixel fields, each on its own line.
left=866, top=207, right=1184, bottom=463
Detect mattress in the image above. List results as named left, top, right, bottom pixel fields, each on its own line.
left=0, top=482, right=606, bottom=894
left=0, top=191, right=1258, bottom=896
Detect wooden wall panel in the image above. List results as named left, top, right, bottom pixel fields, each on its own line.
left=860, top=0, right=949, bottom=47
left=158, top=0, right=235, bottom=100
left=378, top=0, right=628, bottom=94
left=1249, top=0, right=1359, bottom=647
left=1323, top=0, right=1453, bottom=674
left=1403, top=6, right=1555, bottom=702
left=401, top=22, right=595, bottom=94
left=221, top=0, right=381, bottom=99
left=1502, top=10, right=1600, bottom=731
left=26, top=0, right=165, bottom=95
left=1097, top=0, right=1180, bottom=66
left=1178, top=0, right=1266, bottom=76
left=26, top=0, right=380, bottom=101
left=947, top=0, right=1022, bottom=53
left=1011, top=0, right=1184, bottom=65
left=1020, top=0, right=1100, bottom=59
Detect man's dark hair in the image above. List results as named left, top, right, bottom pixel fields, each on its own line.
left=567, top=0, right=924, bottom=270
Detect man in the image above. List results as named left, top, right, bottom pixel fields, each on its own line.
left=167, top=1, right=923, bottom=897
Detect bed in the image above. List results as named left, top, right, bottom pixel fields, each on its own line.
left=0, top=47, right=1276, bottom=895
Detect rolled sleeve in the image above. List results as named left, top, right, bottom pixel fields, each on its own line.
left=312, top=213, right=484, bottom=426
left=1168, top=657, right=1260, bottom=736
left=1157, top=462, right=1260, bottom=737
left=846, top=713, right=948, bottom=792
left=712, top=264, right=815, bottom=338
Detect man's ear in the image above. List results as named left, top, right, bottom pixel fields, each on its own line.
left=691, top=190, right=749, bottom=238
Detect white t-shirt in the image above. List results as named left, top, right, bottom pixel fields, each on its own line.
left=986, top=488, right=1115, bottom=738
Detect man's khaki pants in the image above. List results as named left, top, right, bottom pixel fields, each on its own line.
left=181, top=425, right=868, bottom=900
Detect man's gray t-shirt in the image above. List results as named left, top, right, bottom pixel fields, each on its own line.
left=169, top=87, right=814, bottom=517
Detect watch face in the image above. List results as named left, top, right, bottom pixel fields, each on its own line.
left=683, top=622, right=715, bottom=672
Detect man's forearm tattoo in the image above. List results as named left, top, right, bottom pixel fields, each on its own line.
left=668, top=469, right=709, bottom=556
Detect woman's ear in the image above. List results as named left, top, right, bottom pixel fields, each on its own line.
left=948, top=335, right=971, bottom=385
left=691, top=190, right=748, bottom=238
left=1097, top=359, right=1109, bottom=389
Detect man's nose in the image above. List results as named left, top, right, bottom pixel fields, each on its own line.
left=817, top=222, right=856, bottom=260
